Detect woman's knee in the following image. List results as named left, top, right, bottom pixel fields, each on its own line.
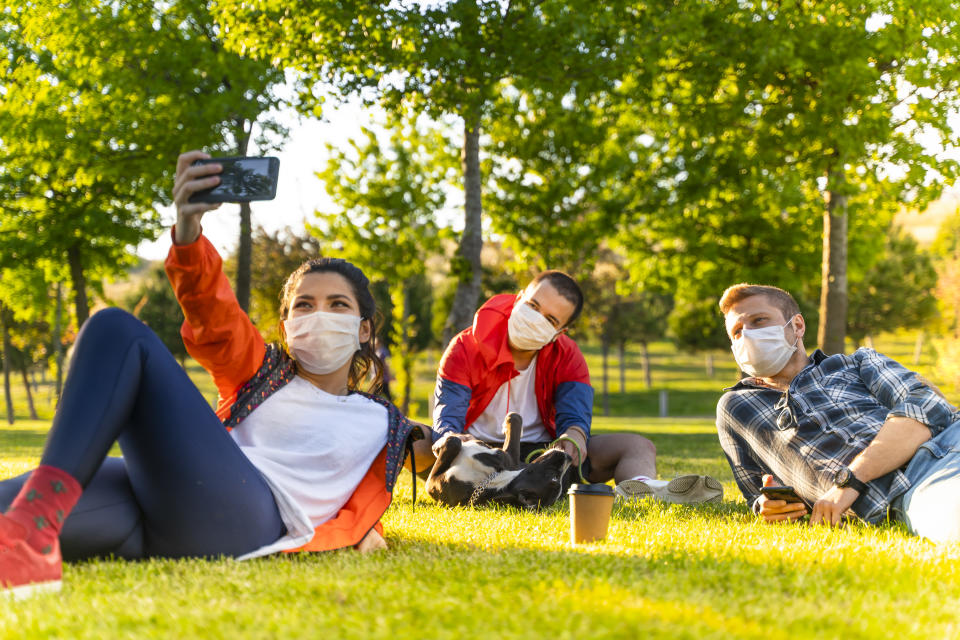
left=79, top=308, right=152, bottom=347
left=85, top=307, right=141, bottom=331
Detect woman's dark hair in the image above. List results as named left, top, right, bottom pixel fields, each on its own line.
left=279, top=257, right=383, bottom=393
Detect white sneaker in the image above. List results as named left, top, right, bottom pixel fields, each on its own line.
left=615, top=475, right=723, bottom=505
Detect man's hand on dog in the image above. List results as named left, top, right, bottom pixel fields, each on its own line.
left=553, top=427, right=587, bottom=467
left=431, top=432, right=477, bottom=452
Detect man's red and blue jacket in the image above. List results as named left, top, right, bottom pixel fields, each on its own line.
left=433, top=293, right=594, bottom=441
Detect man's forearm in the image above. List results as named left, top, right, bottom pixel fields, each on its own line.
left=847, top=416, right=932, bottom=482
left=559, top=425, right=587, bottom=450
left=554, top=425, right=588, bottom=466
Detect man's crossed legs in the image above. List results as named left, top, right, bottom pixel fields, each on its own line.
left=583, top=432, right=723, bottom=505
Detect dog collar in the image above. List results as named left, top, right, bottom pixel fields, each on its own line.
left=468, top=470, right=504, bottom=506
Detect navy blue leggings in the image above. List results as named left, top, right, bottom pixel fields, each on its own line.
left=0, top=308, right=285, bottom=559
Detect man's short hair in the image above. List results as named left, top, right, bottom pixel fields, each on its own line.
left=718, top=283, right=801, bottom=322
left=531, top=270, right=584, bottom=326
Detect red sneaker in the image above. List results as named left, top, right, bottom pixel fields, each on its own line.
left=0, top=537, right=62, bottom=599
left=0, top=513, right=26, bottom=544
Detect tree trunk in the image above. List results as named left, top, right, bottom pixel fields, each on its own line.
left=618, top=340, right=626, bottom=395
left=443, top=117, right=484, bottom=346
left=818, top=179, right=849, bottom=354
left=20, top=366, right=37, bottom=420
left=236, top=201, right=252, bottom=312
left=66, top=244, right=90, bottom=327
left=705, top=353, right=715, bottom=378
left=602, top=338, right=610, bottom=417
left=864, top=335, right=874, bottom=350
left=0, top=304, right=14, bottom=424
left=954, top=226, right=960, bottom=339
left=54, top=281, right=65, bottom=401
left=400, top=281, right=413, bottom=416
left=234, top=119, right=254, bottom=313
left=913, top=330, right=924, bottom=365
left=641, top=341, right=652, bottom=389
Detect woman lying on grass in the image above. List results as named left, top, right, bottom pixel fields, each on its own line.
left=0, top=150, right=431, bottom=599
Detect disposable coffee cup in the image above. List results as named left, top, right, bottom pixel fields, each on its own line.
left=568, top=483, right=615, bottom=544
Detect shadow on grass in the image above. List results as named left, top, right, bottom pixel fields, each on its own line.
left=500, top=490, right=743, bottom=523
left=268, top=517, right=944, bottom=639
left=26, top=498, right=948, bottom=640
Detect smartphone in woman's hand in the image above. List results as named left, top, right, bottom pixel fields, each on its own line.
left=188, top=156, right=280, bottom=203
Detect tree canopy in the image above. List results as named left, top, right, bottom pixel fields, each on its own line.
left=0, top=0, right=287, bottom=325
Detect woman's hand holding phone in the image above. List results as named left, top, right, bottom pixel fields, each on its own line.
left=757, top=474, right=808, bottom=523
left=172, top=150, right=222, bottom=245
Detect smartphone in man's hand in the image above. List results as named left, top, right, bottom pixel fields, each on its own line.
left=760, top=485, right=805, bottom=504
left=188, top=156, right=280, bottom=203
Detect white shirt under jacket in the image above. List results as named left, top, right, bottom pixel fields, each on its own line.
left=229, top=376, right=388, bottom=559
left=470, top=355, right=550, bottom=444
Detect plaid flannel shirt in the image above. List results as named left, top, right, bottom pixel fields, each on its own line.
left=716, top=348, right=960, bottom=523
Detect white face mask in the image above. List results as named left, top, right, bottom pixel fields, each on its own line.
left=508, top=300, right=559, bottom=352
left=731, top=316, right=800, bottom=377
left=283, top=310, right=362, bottom=375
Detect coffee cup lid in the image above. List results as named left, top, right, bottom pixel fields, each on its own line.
left=567, top=483, right=615, bottom=496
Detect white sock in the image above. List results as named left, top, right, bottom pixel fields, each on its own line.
left=625, top=475, right=668, bottom=489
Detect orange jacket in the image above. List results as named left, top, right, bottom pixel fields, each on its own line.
left=164, top=231, right=398, bottom=551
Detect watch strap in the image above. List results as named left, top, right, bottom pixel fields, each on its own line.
left=836, top=467, right=869, bottom=495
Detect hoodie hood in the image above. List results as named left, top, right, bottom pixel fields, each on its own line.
left=469, top=293, right=521, bottom=370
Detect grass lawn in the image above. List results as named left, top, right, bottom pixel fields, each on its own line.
left=2, top=336, right=960, bottom=638
left=2, top=414, right=959, bottom=639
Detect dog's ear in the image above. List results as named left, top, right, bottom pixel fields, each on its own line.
left=430, top=434, right=463, bottom=472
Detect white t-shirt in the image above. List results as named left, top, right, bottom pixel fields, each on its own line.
left=470, top=356, right=550, bottom=444
left=230, top=376, right=388, bottom=559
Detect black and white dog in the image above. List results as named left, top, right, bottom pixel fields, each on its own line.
left=425, top=413, right=572, bottom=510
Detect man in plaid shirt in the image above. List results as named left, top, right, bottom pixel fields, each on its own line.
left=716, top=283, right=960, bottom=543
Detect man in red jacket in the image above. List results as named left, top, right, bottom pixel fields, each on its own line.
left=433, top=270, right=722, bottom=503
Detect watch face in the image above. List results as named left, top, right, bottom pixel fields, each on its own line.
left=835, top=468, right=850, bottom=486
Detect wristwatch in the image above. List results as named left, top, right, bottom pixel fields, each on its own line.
left=833, top=467, right=869, bottom=495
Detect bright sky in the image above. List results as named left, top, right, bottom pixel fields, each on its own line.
left=136, top=99, right=375, bottom=261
